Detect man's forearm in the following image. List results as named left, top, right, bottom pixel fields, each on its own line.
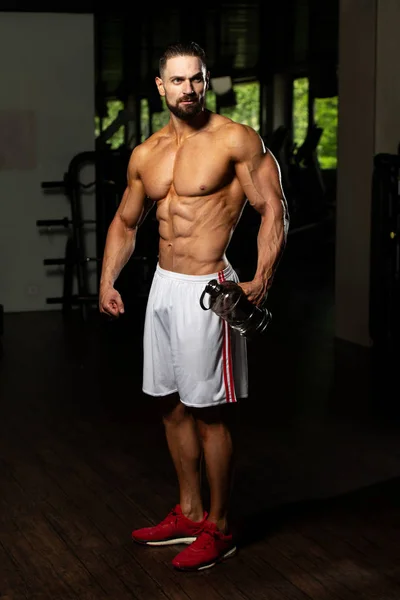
left=254, top=207, right=288, bottom=288
left=100, top=218, right=137, bottom=288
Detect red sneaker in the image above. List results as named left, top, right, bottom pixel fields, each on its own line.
left=131, top=505, right=207, bottom=546
left=171, top=521, right=237, bottom=571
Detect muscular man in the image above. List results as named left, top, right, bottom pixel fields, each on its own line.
left=99, top=41, right=288, bottom=571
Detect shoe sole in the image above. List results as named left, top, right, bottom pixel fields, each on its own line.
left=132, top=536, right=197, bottom=546
left=173, top=545, right=237, bottom=571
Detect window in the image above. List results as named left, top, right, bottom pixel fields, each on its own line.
left=98, top=81, right=262, bottom=146
left=218, top=81, right=260, bottom=131
left=292, top=78, right=338, bottom=169
left=95, top=100, right=124, bottom=149
left=314, top=96, right=338, bottom=169
left=140, top=98, right=150, bottom=143
left=292, top=77, right=309, bottom=150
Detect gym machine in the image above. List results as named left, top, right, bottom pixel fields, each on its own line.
left=289, top=124, right=327, bottom=225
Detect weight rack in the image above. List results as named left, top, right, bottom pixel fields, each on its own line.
left=38, top=151, right=98, bottom=320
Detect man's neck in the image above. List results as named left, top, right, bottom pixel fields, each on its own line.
left=168, top=110, right=210, bottom=143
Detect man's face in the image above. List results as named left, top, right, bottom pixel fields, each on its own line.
left=156, top=56, right=209, bottom=121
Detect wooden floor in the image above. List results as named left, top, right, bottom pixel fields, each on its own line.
left=1, top=225, right=400, bottom=599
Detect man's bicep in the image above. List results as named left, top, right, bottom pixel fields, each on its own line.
left=253, top=150, right=286, bottom=214
left=116, top=145, right=153, bottom=228
left=116, top=177, right=150, bottom=229
left=234, top=135, right=285, bottom=216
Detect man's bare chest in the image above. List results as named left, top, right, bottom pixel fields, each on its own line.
left=141, top=142, right=234, bottom=200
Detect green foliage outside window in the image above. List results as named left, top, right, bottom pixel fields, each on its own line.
left=293, top=78, right=309, bottom=151
left=314, top=96, right=338, bottom=169
left=292, top=77, right=338, bottom=170
left=218, top=82, right=260, bottom=131
left=94, top=100, right=124, bottom=149
left=96, top=80, right=337, bottom=170
left=95, top=81, right=261, bottom=149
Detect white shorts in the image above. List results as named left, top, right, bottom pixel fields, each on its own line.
left=142, top=263, right=248, bottom=408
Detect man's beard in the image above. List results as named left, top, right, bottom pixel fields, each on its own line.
left=165, top=96, right=203, bottom=121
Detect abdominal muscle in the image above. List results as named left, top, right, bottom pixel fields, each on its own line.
left=156, top=188, right=245, bottom=275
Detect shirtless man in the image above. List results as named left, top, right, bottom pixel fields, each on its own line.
left=99, top=41, right=288, bottom=571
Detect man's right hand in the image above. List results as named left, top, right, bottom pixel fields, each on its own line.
left=99, top=286, right=125, bottom=318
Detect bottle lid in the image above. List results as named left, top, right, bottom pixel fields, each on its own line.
left=204, top=279, right=222, bottom=298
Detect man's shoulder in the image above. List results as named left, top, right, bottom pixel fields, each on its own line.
left=128, top=128, right=169, bottom=167
left=134, top=128, right=168, bottom=155
left=210, top=113, right=262, bottom=146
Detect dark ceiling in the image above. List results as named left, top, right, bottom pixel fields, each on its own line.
left=1, top=1, right=339, bottom=105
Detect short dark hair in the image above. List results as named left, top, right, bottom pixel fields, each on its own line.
left=159, top=41, right=207, bottom=78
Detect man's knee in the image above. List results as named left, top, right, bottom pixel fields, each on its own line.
left=193, top=404, right=238, bottom=440
left=159, top=393, right=190, bottom=425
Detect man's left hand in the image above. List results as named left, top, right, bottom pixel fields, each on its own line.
left=238, top=279, right=268, bottom=306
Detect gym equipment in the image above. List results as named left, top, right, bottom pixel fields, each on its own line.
left=38, top=151, right=98, bottom=319
left=369, top=151, right=400, bottom=351
left=264, top=123, right=332, bottom=233
left=38, top=147, right=158, bottom=320
left=37, top=217, right=96, bottom=229
left=289, top=124, right=327, bottom=224
left=264, top=125, right=294, bottom=214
